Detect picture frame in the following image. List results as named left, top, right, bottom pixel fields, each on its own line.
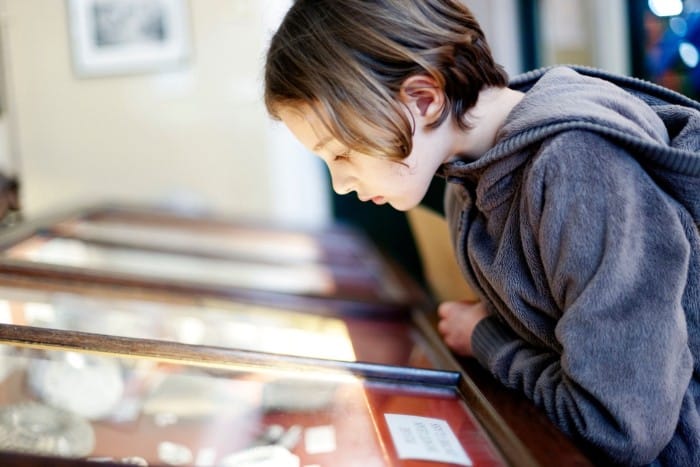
left=67, top=0, right=191, bottom=77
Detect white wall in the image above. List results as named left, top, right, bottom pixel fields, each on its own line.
left=260, top=0, right=331, bottom=228
left=591, top=0, right=630, bottom=74
left=0, top=0, right=330, bottom=226
left=467, top=0, right=524, bottom=75
left=535, top=0, right=630, bottom=73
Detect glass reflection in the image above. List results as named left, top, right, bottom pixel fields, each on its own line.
left=0, top=344, right=352, bottom=465
left=0, top=343, right=505, bottom=466
left=53, top=219, right=325, bottom=264
left=0, top=287, right=356, bottom=361
left=3, top=236, right=336, bottom=295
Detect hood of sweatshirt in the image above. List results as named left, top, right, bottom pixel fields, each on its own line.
left=504, top=66, right=669, bottom=145
left=438, top=65, right=700, bottom=220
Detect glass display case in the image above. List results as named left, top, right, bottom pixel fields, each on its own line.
left=0, top=331, right=506, bottom=466
left=0, top=205, right=426, bottom=316
left=0, top=204, right=594, bottom=466
left=0, top=281, right=441, bottom=368
left=47, top=204, right=380, bottom=267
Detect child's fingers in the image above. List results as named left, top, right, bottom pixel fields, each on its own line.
left=437, top=299, right=480, bottom=317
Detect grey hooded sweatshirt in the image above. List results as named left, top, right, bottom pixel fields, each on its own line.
left=439, top=66, right=700, bottom=466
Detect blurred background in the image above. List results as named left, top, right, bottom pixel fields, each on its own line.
left=0, top=0, right=694, bottom=287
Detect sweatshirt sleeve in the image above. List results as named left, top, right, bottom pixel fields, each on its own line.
left=470, top=131, right=694, bottom=465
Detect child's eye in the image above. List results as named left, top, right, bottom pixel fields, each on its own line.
left=333, top=151, right=351, bottom=162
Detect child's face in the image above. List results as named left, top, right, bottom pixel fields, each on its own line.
left=278, top=104, right=449, bottom=211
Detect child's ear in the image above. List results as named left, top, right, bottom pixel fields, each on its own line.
left=399, top=75, right=444, bottom=123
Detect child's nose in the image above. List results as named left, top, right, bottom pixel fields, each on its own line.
left=329, top=171, right=354, bottom=196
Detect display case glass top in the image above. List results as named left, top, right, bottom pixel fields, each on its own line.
left=0, top=338, right=507, bottom=467
left=0, top=203, right=590, bottom=466
left=0, top=283, right=439, bottom=368
left=0, top=205, right=424, bottom=313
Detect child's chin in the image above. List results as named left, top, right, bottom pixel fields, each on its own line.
left=389, top=199, right=417, bottom=212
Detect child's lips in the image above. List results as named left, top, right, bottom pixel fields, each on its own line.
left=359, top=195, right=386, bottom=204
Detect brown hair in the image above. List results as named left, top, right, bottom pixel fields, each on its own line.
left=264, top=0, right=508, bottom=160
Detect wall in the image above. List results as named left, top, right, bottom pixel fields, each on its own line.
left=536, top=0, right=630, bottom=73
left=468, top=0, right=523, bottom=74
left=0, top=0, right=329, bottom=225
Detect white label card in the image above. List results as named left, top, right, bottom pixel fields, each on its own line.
left=384, top=414, right=472, bottom=466
left=304, top=425, right=336, bottom=454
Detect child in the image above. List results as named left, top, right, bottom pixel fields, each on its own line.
left=264, top=1, right=700, bottom=465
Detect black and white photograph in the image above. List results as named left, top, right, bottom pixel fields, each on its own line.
left=67, top=0, right=191, bottom=77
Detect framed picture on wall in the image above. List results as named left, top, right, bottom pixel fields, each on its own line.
left=67, top=0, right=191, bottom=77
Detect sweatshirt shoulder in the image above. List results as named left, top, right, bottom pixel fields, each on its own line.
left=521, top=129, right=653, bottom=221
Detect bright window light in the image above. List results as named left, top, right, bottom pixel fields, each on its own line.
left=649, top=0, right=684, bottom=17
left=670, top=17, right=689, bottom=36
left=679, top=42, right=700, bottom=67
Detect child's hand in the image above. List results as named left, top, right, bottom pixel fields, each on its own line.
left=437, top=300, right=489, bottom=357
